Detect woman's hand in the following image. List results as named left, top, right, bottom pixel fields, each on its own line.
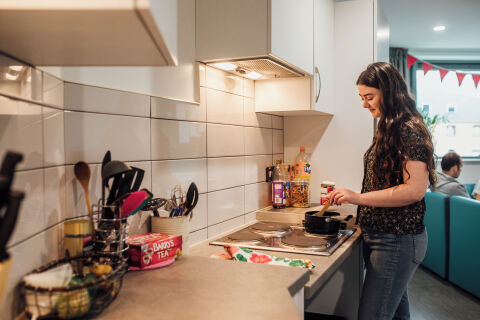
left=329, top=188, right=361, bottom=205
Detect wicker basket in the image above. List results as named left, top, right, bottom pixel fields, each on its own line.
left=20, top=254, right=127, bottom=319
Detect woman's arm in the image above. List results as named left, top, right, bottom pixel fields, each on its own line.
left=330, top=160, right=429, bottom=207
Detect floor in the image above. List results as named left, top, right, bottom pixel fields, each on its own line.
left=409, top=266, right=480, bottom=320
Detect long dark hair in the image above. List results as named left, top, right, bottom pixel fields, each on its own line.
left=356, top=62, right=436, bottom=188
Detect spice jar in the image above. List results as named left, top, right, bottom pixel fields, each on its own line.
left=64, top=219, right=93, bottom=258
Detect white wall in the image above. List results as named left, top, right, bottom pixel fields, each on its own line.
left=284, top=0, right=375, bottom=202
left=41, top=0, right=197, bottom=103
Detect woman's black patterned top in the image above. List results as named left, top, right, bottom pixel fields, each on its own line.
left=357, top=119, right=430, bottom=234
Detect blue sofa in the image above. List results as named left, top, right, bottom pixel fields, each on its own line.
left=423, top=192, right=449, bottom=279
left=448, top=196, right=480, bottom=298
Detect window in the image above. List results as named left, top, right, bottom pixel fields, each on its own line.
left=415, top=63, right=480, bottom=158
left=473, top=125, right=480, bottom=137
left=446, top=125, right=456, bottom=137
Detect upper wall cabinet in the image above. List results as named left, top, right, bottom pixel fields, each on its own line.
left=196, top=0, right=313, bottom=76
left=0, top=0, right=178, bottom=66
left=255, top=0, right=335, bottom=115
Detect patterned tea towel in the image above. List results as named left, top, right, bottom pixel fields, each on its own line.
left=210, top=245, right=315, bottom=269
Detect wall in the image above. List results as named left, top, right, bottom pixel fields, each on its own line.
left=284, top=0, right=375, bottom=200
left=0, top=53, right=282, bottom=318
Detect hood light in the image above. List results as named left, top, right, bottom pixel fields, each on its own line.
left=213, top=62, right=237, bottom=71
left=245, top=71, right=262, bottom=80
left=433, top=25, right=445, bottom=31
left=5, top=73, right=18, bottom=80
left=9, top=65, right=23, bottom=72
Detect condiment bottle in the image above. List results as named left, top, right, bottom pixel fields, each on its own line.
left=292, top=147, right=311, bottom=208
left=272, top=160, right=286, bottom=208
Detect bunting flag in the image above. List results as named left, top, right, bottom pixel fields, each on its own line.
left=407, top=54, right=480, bottom=89
left=407, top=55, right=418, bottom=69
left=422, top=62, right=433, bottom=75
left=473, top=74, right=480, bottom=88
left=456, top=73, right=466, bottom=86
left=439, top=68, right=449, bottom=82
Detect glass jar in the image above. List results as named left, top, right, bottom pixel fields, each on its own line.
left=291, top=179, right=310, bottom=208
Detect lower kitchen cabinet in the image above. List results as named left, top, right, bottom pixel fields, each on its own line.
left=305, top=240, right=363, bottom=320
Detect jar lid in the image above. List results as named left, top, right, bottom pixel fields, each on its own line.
left=64, top=219, right=92, bottom=235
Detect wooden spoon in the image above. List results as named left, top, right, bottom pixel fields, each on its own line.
left=313, top=201, right=331, bottom=216
left=74, top=161, right=92, bottom=217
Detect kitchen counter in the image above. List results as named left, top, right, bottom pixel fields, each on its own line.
left=97, top=204, right=362, bottom=319
left=97, top=255, right=310, bottom=320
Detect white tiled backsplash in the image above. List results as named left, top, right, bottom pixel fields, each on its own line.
left=0, top=55, right=282, bottom=317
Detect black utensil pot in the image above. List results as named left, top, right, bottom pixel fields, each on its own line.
left=304, top=211, right=341, bottom=235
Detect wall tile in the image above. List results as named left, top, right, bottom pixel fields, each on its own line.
left=205, top=66, right=243, bottom=96
left=273, top=129, right=284, bottom=154
left=208, top=216, right=244, bottom=239
left=272, top=115, right=284, bottom=129
left=198, top=63, right=206, bottom=87
left=207, top=124, right=244, bottom=157
left=0, top=54, right=26, bottom=98
left=151, top=119, right=206, bottom=160
left=245, top=211, right=257, bottom=223
left=151, top=93, right=206, bottom=122
left=64, top=111, right=150, bottom=164
left=44, top=166, right=66, bottom=228
left=245, top=155, right=272, bottom=184
left=243, top=97, right=272, bottom=128
left=1, top=224, right=62, bottom=319
left=245, top=182, right=271, bottom=213
left=244, top=79, right=255, bottom=98
left=208, top=157, right=245, bottom=192
left=244, top=127, right=273, bottom=155
left=207, top=186, right=244, bottom=225
left=189, top=194, right=207, bottom=232
left=273, top=154, right=284, bottom=163
left=64, top=83, right=150, bottom=117
left=0, top=97, right=43, bottom=170
left=151, top=159, right=207, bottom=197
left=9, top=169, right=44, bottom=246
left=206, top=88, right=243, bottom=125
left=20, top=68, right=43, bottom=102
left=65, top=163, right=102, bottom=218
left=43, top=107, right=65, bottom=166
left=189, top=228, right=207, bottom=246
left=43, top=73, right=64, bottom=108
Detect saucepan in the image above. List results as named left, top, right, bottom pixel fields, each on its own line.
left=304, top=211, right=353, bottom=235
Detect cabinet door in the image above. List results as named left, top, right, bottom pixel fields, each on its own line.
left=270, top=0, right=314, bottom=75
left=313, top=0, right=334, bottom=113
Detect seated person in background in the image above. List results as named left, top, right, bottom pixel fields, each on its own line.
left=473, top=179, right=480, bottom=200
left=433, top=152, right=470, bottom=197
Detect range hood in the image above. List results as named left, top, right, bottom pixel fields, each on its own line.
left=206, top=57, right=306, bottom=80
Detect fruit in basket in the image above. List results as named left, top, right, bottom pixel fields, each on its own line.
left=55, top=288, right=91, bottom=319
left=90, top=262, right=113, bottom=277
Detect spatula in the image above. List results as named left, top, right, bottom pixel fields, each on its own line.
left=313, top=201, right=331, bottom=216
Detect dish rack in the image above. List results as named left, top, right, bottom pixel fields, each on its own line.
left=20, top=254, right=127, bottom=320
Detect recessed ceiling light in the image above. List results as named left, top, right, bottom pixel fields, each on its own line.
left=213, top=62, right=237, bottom=71
left=244, top=71, right=262, bottom=80
left=433, top=25, right=445, bottom=31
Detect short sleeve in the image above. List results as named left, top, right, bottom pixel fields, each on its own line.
left=401, top=121, right=430, bottom=163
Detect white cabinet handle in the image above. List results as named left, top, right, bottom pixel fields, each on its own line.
left=315, top=66, right=321, bottom=103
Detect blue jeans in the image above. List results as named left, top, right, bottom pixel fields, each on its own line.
left=358, top=226, right=428, bottom=320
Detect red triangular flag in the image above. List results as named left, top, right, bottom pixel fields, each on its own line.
left=472, top=74, right=480, bottom=88
left=423, top=62, right=433, bottom=75
left=407, top=55, right=418, bottom=69
left=439, top=68, right=449, bottom=82
left=456, top=72, right=466, bottom=86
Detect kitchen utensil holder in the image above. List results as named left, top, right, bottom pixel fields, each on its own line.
left=93, top=204, right=129, bottom=257
left=151, top=215, right=190, bottom=255
left=20, top=253, right=127, bottom=320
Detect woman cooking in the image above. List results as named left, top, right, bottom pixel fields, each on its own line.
left=329, top=62, right=436, bottom=320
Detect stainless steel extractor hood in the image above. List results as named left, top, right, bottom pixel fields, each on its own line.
left=207, top=57, right=306, bottom=80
